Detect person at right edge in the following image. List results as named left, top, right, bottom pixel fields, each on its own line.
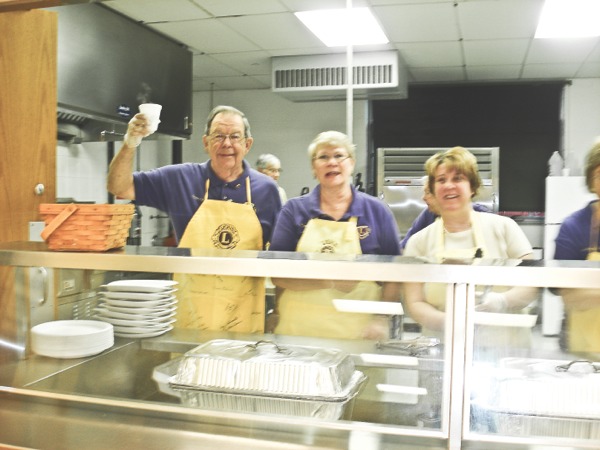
left=553, top=141, right=600, bottom=354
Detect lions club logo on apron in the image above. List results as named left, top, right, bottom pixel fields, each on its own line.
left=212, top=223, right=240, bottom=249
left=320, top=239, right=337, bottom=253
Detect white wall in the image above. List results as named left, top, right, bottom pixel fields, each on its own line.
left=56, top=80, right=600, bottom=246
left=56, top=137, right=173, bottom=246
left=56, top=142, right=108, bottom=203
left=184, top=90, right=368, bottom=199
left=563, top=78, right=600, bottom=175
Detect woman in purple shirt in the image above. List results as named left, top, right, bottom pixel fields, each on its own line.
left=269, top=131, right=401, bottom=340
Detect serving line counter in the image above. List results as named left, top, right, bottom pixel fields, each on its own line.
left=0, top=242, right=599, bottom=450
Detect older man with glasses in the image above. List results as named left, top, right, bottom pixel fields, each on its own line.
left=108, top=105, right=282, bottom=333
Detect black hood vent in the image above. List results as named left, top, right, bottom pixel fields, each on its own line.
left=51, top=3, right=192, bottom=143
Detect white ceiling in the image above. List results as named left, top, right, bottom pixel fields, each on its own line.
left=103, top=0, right=600, bottom=92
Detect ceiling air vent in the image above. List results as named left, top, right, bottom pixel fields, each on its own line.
left=272, top=50, right=407, bottom=102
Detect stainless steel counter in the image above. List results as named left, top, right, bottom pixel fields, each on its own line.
left=0, top=242, right=599, bottom=449
left=0, top=328, right=575, bottom=450
left=1, top=329, right=448, bottom=450
left=0, top=241, right=598, bottom=287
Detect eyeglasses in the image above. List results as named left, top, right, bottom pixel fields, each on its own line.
left=209, top=133, right=246, bottom=144
left=265, top=168, right=282, bottom=173
left=313, top=153, right=351, bottom=164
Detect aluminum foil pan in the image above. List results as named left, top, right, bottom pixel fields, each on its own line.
left=490, top=358, right=600, bottom=419
left=176, top=382, right=364, bottom=420
left=155, top=355, right=365, bottom=419
left=169, top=339, right=364, bottom=400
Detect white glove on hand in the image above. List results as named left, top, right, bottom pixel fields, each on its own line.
left=123, top=114, right=153, bottom=148
left=475, top=292, right=507, bottom=312
left=361, top=316, right=389, bottom=340
left=123, top=132, right=142, bottom=148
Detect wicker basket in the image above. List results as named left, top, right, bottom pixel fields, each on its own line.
left=39, top=203, right=135, bottom=251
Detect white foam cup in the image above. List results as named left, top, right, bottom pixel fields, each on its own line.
left=139, top=103, right=162, bottom=133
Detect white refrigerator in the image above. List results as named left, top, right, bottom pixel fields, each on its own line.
left=542, top=176, right=596, bottom=335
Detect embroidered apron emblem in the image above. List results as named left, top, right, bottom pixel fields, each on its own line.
left=357, top=225, right=371, bottom=239
left=320, top=239, right=337, bottom=253
left=212, top=223, right=240, bottom=249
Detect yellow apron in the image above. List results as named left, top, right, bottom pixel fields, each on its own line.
left=174, top=178, right=265, bottom=332
left=568, top=201, right=600, bottom=353
left=274, top=217, right=382, bottom=339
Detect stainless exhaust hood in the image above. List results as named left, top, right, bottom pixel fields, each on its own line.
left=50, top=3, right=193, bottom=143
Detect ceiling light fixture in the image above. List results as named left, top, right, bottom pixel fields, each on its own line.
left=295, top=8, right=388, bottom=47
left=535, top=0, right=600, bottom=38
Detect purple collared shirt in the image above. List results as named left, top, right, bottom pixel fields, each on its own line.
left=133, top=160, right=281, bottom=245
left=269, top=185, right=401, bottom=256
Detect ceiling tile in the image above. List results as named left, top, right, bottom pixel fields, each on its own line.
left=209, top=51, right=273, bottom=76
left=281, top=0, right=370, bottom=9
left=526, top=38, right=600, bottom=64
left=410, top=67, right=467, bottom=82
left=395, top=42, right=463, bottom=67
left=100, top=0, right=600, bottom=91
left=458, top=0, right=544, bottom=40
left=192, top=55, right=244, bottom=77
left=192, top=78, right=215, bottom=91
left=249, top=74, right=273, bottom=87
left=374, top=3, right=460, bottom=43
left=466, top=65, right=522, bottom=80
left=577, top=63, right=600, bottom=78
left=191, top=0, right=288, bottom=16
left=370, top=0, right=452, bottom=4
left=104, top=0, right=210, bottom=22
left=267, top=47, right=338, bottom=58
left=463, top=39, right=529, bottom=65
left=219, top=13, right=325, bottom=50
left=150, top=19, right=260, bottom=54
left=195, top=75, right=271, bottom=91
left=585, top=43, right=600, bottom=63
left=522, top=63, right=581, bottom=79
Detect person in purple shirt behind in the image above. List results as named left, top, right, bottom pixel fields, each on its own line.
left=269, top=131, right=401, bottom=340
left=400, top=178, right=490, bottom=252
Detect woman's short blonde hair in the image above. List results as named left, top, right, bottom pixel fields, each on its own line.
left=425, top=146, right=482, bottom=197
left=307, top=131, right=356, bottom=161
left=584, top=140, right=600, bottom=192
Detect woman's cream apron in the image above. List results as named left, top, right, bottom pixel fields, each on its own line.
left=424, top=211, right=488, bottom=314
left=174, top=178, right=265, bottom=332
left=568, top=201, right=600, bottom=353
left=423, top=212, right=528, bottom=358
left=274, top=217, right=382, bottom=339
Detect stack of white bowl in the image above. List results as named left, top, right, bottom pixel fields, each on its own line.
left=95, top=279, right=178, bottom=338
left=31, top=320, right=114, bottom=358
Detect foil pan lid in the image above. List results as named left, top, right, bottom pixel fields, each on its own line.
left=171, top=339, right=360, bottom=399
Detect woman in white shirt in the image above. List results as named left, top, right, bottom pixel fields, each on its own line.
left=403, top=147, right=538, bottom=341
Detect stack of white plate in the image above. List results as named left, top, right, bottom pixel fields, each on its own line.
left=31, top=320, right=114, bottom=358
left=95, top=279, right=178, bottom=338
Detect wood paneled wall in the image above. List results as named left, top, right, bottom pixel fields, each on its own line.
left=0, top=9, right=57, bottom=364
